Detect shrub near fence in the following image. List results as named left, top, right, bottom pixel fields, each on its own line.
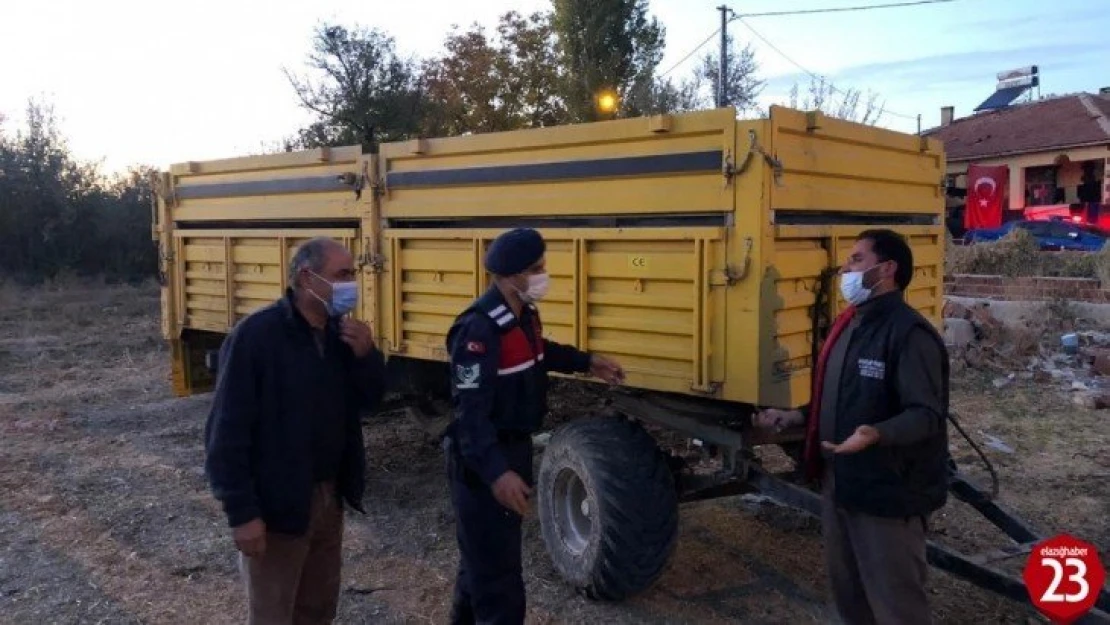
left=944, top=229, right=1110, bottom=303
left=947, top=229, right=1110, bottom=278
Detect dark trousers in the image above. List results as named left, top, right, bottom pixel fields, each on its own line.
left=239, top=481, right=344, bottom=625
left=444, top=436, right=534, bottom=625
left=821, top=470, right=932, bottom=625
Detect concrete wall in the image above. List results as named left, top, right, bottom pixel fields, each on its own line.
left=944, top=274, right=1110, bottom=302
left=945, top=294, right=1110, bottom=325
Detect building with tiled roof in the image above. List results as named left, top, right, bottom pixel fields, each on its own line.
left=923, top=90, right=1110, bottom=231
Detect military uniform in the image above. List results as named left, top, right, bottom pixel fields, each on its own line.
left=443, top=231, right=592, bottom=625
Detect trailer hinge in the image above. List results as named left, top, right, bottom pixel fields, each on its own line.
left=155, top=244, right=174, bottom=287
left=690, top=381, right=723, bottom=396
left=711, top=236, right=754, bottom=286
left=153, top=171, right=178, bottom=207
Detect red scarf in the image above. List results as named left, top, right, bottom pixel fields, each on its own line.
left=802, top=305, right=857, bottom=482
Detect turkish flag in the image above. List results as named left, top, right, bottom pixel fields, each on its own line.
left=965, top=164, right=1009, bottom=229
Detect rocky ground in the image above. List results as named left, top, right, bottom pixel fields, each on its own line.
left=0, top=281, right=1107, bottom=624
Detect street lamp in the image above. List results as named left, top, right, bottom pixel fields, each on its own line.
left=596, top=89, right=619, bottom=117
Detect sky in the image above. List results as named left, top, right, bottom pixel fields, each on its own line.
left=1, top=0, right=1106, bottom=175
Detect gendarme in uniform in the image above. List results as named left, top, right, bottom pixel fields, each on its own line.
left=441, top=228, right=602, bottom=625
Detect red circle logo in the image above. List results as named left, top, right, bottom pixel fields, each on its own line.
left=1022, top=533, right=1106, bottom=624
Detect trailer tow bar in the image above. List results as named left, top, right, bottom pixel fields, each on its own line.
left=747, top=465, right=1110, bottom=623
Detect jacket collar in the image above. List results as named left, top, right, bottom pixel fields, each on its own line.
left=477, top=284, right=534, bottom=332
left=280, top=287, right=336, bottom=334
left=856, top=289, right=904, bottom=321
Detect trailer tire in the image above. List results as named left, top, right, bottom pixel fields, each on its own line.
left=537, top=416, right=678, bottom=601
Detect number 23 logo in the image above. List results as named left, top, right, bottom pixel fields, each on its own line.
left=1040, top=557, right=1089, bottom=603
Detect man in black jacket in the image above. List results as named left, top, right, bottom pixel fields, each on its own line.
left=205, top=237, right=386, bottom=625
left=443, top=228, right=625, bottom=624
left=754, top=229, right=949, bottom=625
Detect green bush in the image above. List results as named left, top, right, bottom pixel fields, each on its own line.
left=949, top=229, right=1042, bottom=277
left=947, top=229, right=1110, bottom=282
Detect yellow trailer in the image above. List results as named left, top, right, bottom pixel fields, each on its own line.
left=156, top=105, right=960, bottom=601
left=156, top=106, right=945, bottom=406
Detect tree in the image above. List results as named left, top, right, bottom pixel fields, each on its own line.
left=631, top=76, right=703, bottom=115
left=284, top=24, right=425, bottom=151
left=0, top=98, right=156, bottom=282
left=420, top=11, right=570, bottom=137
left=420, top=24, right=509, bottom=136
left=552, top=0, right=666, bottom=121
left=88, top=167, right=159, bottom=280
left=496, top=11, right=569, bottom=129
left=0, top=100, right=97, bottom=277
left=787, top=75, right=885, bottom=125
left=696, top=36, right=764, bottom=114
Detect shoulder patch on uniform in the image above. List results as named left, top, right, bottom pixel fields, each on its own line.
left=455, top=363, right=481, bottom=389
left=486, top=304, right=515, bottom=327
left=466, top=340, right=485, bottom=354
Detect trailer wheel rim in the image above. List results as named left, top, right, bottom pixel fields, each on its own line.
left=552, top=467, right=592, bottom=556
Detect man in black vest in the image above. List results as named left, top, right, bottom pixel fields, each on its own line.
left=754, top=229, right=949, bottom=625
left=442, top=228, right=625, bottom=625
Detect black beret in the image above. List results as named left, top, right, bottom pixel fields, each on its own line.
left=484, top=228, right=545, bottom=276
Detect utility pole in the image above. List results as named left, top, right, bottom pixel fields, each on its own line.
left=717, top=5, right=729, bottom=108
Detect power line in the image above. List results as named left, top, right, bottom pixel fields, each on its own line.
left=733, top=16, right=919, bottom=121
left=659, top=28, right=720, bottom=78
left=658, top=0, right=958, bottom=119
left=734, top=0, right=958, bottom=19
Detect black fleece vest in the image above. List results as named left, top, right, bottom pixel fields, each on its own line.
left=831, top=297, right=951, bottom=518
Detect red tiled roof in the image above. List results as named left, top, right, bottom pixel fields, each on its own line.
left=923, top=93, right=1110, bottom=162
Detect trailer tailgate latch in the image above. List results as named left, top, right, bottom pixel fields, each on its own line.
left=370, top=254, right=387, bottom=274
left=723, top=151, right=735, bottom=185
left=337, top=166, right=369, bottom=200
left=750, top=129, right=784, bottom=187
left=360, top=253, right=386, bottom=274
left=733, top=130, right=784, bottom=187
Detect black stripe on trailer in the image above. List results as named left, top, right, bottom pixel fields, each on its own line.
left=175, top=175, right=356, bottom=200
left=385, top=150, right=723, bottom=188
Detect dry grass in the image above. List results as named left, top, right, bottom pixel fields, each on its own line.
left=0, top=277, right=168, bottom=418
left=1, top=281, right=1107, bottom=623
left=943, top=370, right=1110, bottom=556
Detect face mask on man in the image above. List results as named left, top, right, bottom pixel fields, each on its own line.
left=839, top=264, right=881, bottom=306
left=309, top=271, right=359, bottom=317
left=516, top=272, right=550, bottom=304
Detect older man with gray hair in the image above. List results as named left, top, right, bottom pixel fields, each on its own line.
left=205, top=236, right=387, bottom=624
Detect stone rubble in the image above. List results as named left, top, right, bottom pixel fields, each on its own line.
left=943, top=298, right=1110, bottom=409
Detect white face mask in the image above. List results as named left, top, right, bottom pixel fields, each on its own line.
left=839, top=270, right=872, bottom=306
left=839, top=261, right=889, bottom=306
left=518, top=272, right=550, bottom=303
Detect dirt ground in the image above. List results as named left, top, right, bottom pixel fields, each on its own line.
left=1, top=281, right=1107, bottom=624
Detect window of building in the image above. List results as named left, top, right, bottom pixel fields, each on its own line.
left=1078, top=160, right=1103, bottom=203
left=1026, top=166, right=1059, bottom=206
